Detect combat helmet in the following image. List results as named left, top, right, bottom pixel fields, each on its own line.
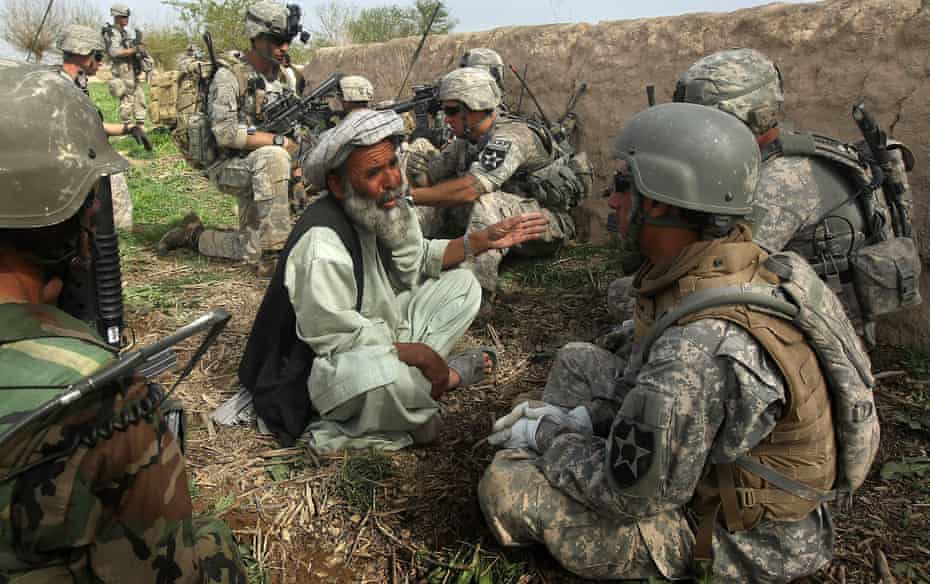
left=58, top=24, right=105, bottom=56
left=674, top=48, right=784, bottom=135
left=110, top=3, right=130, bottom=17
left=339, top=75, right=374, bottom=103
left=460, top=48, right=504, bottom=86
left=614, top=102, right=759, bottom=216
left=439, top=67, right=502, bottom=111
left=245, top=1, right=294, bottom=41
left=0, top=66, right=127, bottom=229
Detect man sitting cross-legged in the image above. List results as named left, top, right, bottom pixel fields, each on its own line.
left=239, top=109, right=548, bottom=450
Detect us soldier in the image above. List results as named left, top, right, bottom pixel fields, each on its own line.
left=158, top=1, right=301, bottom=275
left=337, top=75, right=374, bottom=114
left=58, top=23, right=147, bottom=231
left=460, top=48, right=505, bottom=93
left=407, top=67, right=589, bottom=301
left=609, top=48, right=919, bottom=347
left=0, top=65, right=245, bottom=583
left=102, top=3, right=151, bottom=129
left=479, top=103, right=877, bottom=582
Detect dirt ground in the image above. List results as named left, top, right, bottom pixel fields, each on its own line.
left=123, top=227, right=930, bottom=584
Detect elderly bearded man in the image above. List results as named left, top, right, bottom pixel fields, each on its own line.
left=240, top=109, right=548, bottom=450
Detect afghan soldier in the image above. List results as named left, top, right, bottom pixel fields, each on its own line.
left=158, top=1, right=301, bottom=275
left=58, top=23, right=148, bottom=231
left=0, top=65, right=245, bottom=584
left=407, top=67, right=589, bottom=301
left=609, top=48, right=919, bottom=347
left=479, top=103, right=878, bottom=583
left=102, top=3, right=151, bottom=128
left=238, top=109, right=548, bottom=449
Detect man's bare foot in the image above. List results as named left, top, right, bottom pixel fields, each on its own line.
left=445, top=352, right=493, bottom=391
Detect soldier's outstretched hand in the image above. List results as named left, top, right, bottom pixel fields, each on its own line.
left=484, top=212, right=549, bottom=249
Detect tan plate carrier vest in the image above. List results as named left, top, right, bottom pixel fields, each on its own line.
left=633, top=238, right=838, bottom=560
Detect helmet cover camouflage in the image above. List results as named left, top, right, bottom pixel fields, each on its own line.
left=439, top=67, right=502, bottom=111
left=339, top=75, right=374, bottom=103
left=58, top=24, right=105, bottom=56
left=460, top=48, right=504, bottom=84
left=110, top=3, right=130, bottom=17
left=0, top=66, right=128, bottom=229
left=613, top=102, right=759, bottom=216
left=675, top=48, right=784, bottom=135
left=245, top=1, right=290, bottom=40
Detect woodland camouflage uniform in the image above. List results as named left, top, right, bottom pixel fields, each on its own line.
left=0, top=304, right=246, bottom=583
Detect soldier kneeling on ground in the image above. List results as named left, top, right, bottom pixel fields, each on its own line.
left=0, top=65, right=245, bottom=583
left=479, top=103, right=879, bottom=584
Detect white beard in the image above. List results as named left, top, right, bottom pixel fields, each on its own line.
left=341, top=182, right=410, bottom=247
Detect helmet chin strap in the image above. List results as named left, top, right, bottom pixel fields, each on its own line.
left=621, top=190, right=647, bottom=275
left=463, top=110, right=494, bottom=140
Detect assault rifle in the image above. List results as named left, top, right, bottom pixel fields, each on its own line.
left=852, top=102, right=914, bottom=238
left=58, top=179, right=124, bottom=349
left=377, top=83, right=448, bottom=148
left=259, top=73, right=343, bottom=137
left=0, top=309, right=231, bottom=479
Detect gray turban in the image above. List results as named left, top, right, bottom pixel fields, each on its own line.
left=301, top=109, right=405, bottom=188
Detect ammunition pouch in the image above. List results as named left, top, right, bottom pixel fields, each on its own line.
left=850, top=236, right=922, bottom=319
left=176, top=111, right=218, bottom=170
left=518, top=154, right=591, bottom=211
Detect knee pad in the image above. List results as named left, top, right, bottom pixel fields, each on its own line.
left=109, top=79, right=126, bottom=98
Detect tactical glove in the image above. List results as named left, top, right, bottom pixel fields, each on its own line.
left=129, top=126, right=153, bottom=151
left=488, top=401, right=592, bottom=452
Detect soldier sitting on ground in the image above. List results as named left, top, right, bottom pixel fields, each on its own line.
left=406, top=67, right=591, bottom=309
left=158, top=1, right=302, bottom=276
left=238, top=109, right=549, bottom=451
left=0, top=65, right=245, bottom=584
left=479, top=103, right=878, bottom=583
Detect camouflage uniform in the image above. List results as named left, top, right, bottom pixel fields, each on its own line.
left=200, top=60, right=295, bottom=263
left=0, top=302, right=245, bottom=583
left=103, top=10, right=148, bottom=125
left=57, top=25, right=134, bottom=232
left=479, top=255, right=835, bottom=582
left=424, top=117, right=574, bottom=291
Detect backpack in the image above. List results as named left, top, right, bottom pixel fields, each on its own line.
left=633, top=251, right=880, bottom=502
left=237, top=195, right=364, bottom=447
left=172, top=53, right=251, bottom=171
left=762, top=132, right=921, bottom=338
left=149, top=70, right=179, bottom=127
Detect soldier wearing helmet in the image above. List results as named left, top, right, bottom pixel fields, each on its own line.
left=460, top=47, right=505, bottom=91
left=159, top=1, right=304, bottom=275
left=102, top=3, right=152, bottom=128
left=664, top=47, right=918, bottom=346
left=407, top=67, right=590, bottom=308
left=480, top=103, right=863, bottom=583
left=0, top=65, right=245, bottom=583
left=337, top=75, right=374, bottom=114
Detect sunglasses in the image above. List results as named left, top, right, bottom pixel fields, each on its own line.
left=93, top=51, right=104, bottom=62
left=442, top=105, right=464, bottom=117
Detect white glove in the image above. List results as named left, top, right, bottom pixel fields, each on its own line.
left=488, top=401, right=592, bottom=451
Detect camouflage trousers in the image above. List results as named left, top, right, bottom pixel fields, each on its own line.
left=109, top=62, right=147, bottom=125
left=110, top=172, right=133, bottom=231
left=193, top=517, right=248, bottom=583
left=606, top=275, right=637, bottom=323
left=200, top=147, right=292, bottom=264
left=418, top=192, right=574, bottom=292
left=478, top=342, right=692, bottom=580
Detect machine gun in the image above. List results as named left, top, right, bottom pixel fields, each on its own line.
left=852, top=102, right=915, bottom=238
left=259, top=73, right=343, bottom=137
left=377, top=83, right=448, bottom=148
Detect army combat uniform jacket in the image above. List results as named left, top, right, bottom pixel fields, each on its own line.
left=0, top=302, right=245, bottom=583
left=479, top=227, right=850, bottom=583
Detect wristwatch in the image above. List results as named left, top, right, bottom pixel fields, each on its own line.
left=272, top=134, right=285, bottom=147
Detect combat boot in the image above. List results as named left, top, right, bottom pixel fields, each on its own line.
left=157, top=212, right=204, bottom=256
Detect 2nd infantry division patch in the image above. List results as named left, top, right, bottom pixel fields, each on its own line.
left=479, top=139, right=512, bottom=171
left=608, top=420, right=654, bottom=489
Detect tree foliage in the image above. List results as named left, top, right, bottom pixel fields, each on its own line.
left=346, top=0, right=456, bottom=44
left=161, top=0, right=256, bottom=54
left=0, top=0, right=102, bottom=62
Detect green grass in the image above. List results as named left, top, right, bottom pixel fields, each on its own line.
left=499, top=241, right=627, bottom=293
left=335, top=450, right=392, bottom=513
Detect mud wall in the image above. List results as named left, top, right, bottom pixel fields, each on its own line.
left=300, top=0, right=930, bottom=347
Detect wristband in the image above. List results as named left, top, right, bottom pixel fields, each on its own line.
left=463, top=234, right=474, bottom=261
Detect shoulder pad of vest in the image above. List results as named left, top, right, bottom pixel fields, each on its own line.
left=764, top=130, right=870, bottom=186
